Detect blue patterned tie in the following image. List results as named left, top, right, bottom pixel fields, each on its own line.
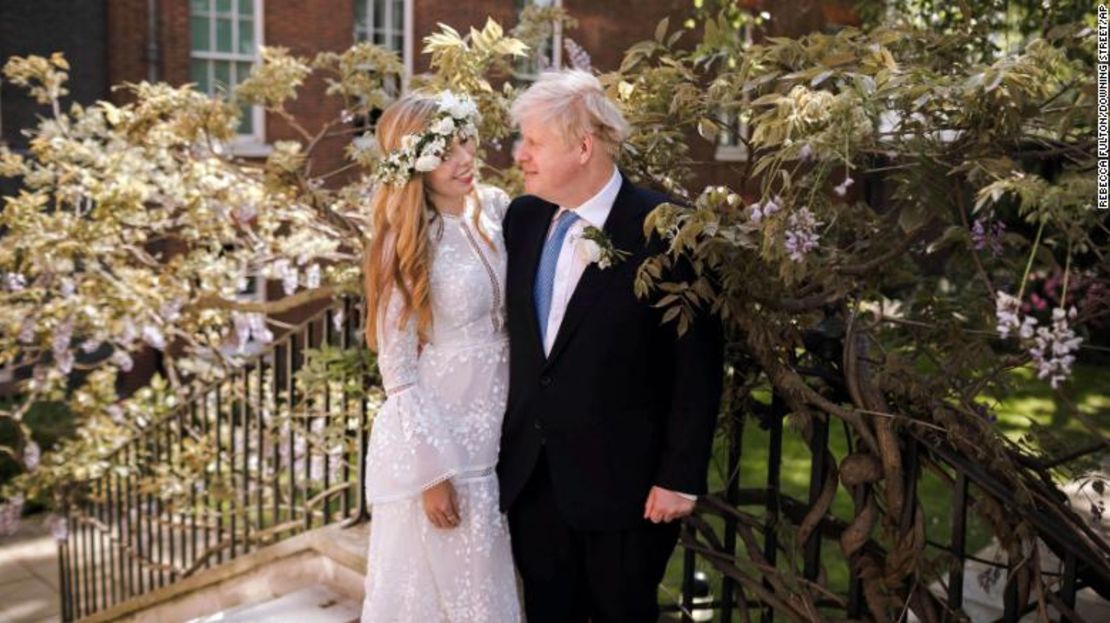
left=534, top=210, right=580, bottom=345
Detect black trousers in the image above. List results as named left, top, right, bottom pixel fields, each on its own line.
left=507, top=452, right=680, bottom=623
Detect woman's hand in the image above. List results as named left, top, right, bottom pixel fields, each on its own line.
left=422, top=479, right=460, bottom=529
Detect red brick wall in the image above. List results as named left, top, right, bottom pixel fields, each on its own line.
left=264, top=0, right=356, bottom=182
left=105, top=0, right=150, bottom=102
left=160, top=0, right=191, bottom=87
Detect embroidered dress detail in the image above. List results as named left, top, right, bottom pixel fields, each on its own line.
left=361, top=185, right=518, bottom=623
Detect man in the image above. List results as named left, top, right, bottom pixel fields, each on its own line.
left=497, top=69, right=724, bottom=623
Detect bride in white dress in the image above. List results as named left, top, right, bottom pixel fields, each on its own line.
left=359, top=92, right=521, bottom=622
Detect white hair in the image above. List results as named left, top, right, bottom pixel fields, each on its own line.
left=511, top=69, right=630, bottom=156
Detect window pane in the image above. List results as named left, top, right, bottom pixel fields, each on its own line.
left=393, top=35, right=403, bottom=56
left=216, top=17, right=232, bottom=52
left=239, top=19, right=255, bottom=54
left=191, top=59, right=210, bottom=94
left=236, top=61, right=253, bottom=84
left=190, top=0, right=209, bottom=15
left=214, top=61, right=231, bottom=94
left=373, top=0, right=384, bottom=33
left=354, top=0, right=367, bottom=32
left=190, top=16, right=210, bottom=51
left=238, top=104, right=253, bottom=134
left=238, top=0, right=253, bottom=16
left=392, top=0, right=403, bottom=31
left=216, top=0, right=233, bottom=14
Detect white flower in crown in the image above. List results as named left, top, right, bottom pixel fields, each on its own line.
left=438, top=90, right=478, bottom=119
left=430, top=116, right=455, bottom=135
left=371, top=90, right=481, bottom=185
left=414, top=153, right=442, bottom=172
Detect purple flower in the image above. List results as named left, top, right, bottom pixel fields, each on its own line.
left=4, top=272, right=27, bottom=292
left=971, top=217, right=1006, bottom=257
left=994, top=291, right=1022, bottom=338
left=833, top=175, right=854, bottom=197
left=1029, top=307, right=1083, bottom=389
left=783, top=207, right=822, bottom=262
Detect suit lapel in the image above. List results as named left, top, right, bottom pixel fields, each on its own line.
left=543, top=176, right=641, bottom=369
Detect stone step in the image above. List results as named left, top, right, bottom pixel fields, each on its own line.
left=186, top=585, right=360, bottom=623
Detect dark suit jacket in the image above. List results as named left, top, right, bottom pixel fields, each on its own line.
left=497, top=174, right=724, bottom=531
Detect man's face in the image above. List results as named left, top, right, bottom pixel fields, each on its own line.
left=514, top=114, right=583, bottom=206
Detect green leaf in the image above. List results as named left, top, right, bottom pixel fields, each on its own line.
left=655, top=17, right=670, bottom=43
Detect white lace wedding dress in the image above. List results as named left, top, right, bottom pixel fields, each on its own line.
left=360, top=185, right=521, bottom=623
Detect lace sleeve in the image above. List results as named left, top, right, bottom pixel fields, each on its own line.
left=363, top=289, right=465, bottom=503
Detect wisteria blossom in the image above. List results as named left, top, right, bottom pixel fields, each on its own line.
left=994, top=291, right=1023, bottom=338
left=4, top=272, right=27, bottom=292
left=747, top=196, right=782, bottom=224
left=995, top=291, right=1084, bottom=388
left=784, top=207, right=823, bottom=262
left=833, top=175, right=855, bottom=197
left=971, top=217, right=1006, bottom=257
left=1029, top=307, right=1084, bottom=389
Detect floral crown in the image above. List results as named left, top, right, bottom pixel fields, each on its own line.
left=372, top=91, right=480, bottom=185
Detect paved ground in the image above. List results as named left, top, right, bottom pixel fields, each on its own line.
left=0, top=514, right=62, bottom=623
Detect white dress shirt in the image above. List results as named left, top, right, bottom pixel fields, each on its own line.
left=539, top=168, right=694, bottom=502
left=540, top=167, right=622, bottom=355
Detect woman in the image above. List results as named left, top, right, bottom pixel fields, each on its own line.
left=359, top=91, right=520, bottom=622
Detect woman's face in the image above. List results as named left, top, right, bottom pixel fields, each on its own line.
left=424, top=135, right=477, bottom=206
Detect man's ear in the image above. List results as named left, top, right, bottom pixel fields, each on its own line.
left=577, top=132, right=594, bottom=165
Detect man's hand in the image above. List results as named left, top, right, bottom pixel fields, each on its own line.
left=643, top=486, right=695, bottom=523
left=422, top=479, right=460, bottom=529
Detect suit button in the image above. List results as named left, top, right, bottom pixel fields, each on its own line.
left=539, top=376, right=552, bottom=387
left=534, top=420, right=544, bottom=431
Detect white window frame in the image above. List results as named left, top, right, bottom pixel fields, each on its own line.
left=189, top=0, right=268, bottom=156
left=354, top=0, right=414, bottom=86
left=514, top=0, right=563, bottom=82
left=715, top=22, right=753, bottom=162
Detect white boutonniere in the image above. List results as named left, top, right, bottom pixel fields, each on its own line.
left=576, top=226, right=630, bottom=270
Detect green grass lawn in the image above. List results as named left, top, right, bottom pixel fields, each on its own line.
left=659, top=361, right=1110, bottom=614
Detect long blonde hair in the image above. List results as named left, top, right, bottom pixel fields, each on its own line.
left=363, top=94, right=491, bottom=351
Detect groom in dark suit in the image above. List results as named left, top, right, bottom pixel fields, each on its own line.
left=497, top=69, right=724, bottom=623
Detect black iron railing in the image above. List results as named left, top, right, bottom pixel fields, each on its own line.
left=57, top=299, right=372, bottom=621
left=55, top=298, right=1108, bottom=622
left=659, top=390, right=1108, bottom=623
